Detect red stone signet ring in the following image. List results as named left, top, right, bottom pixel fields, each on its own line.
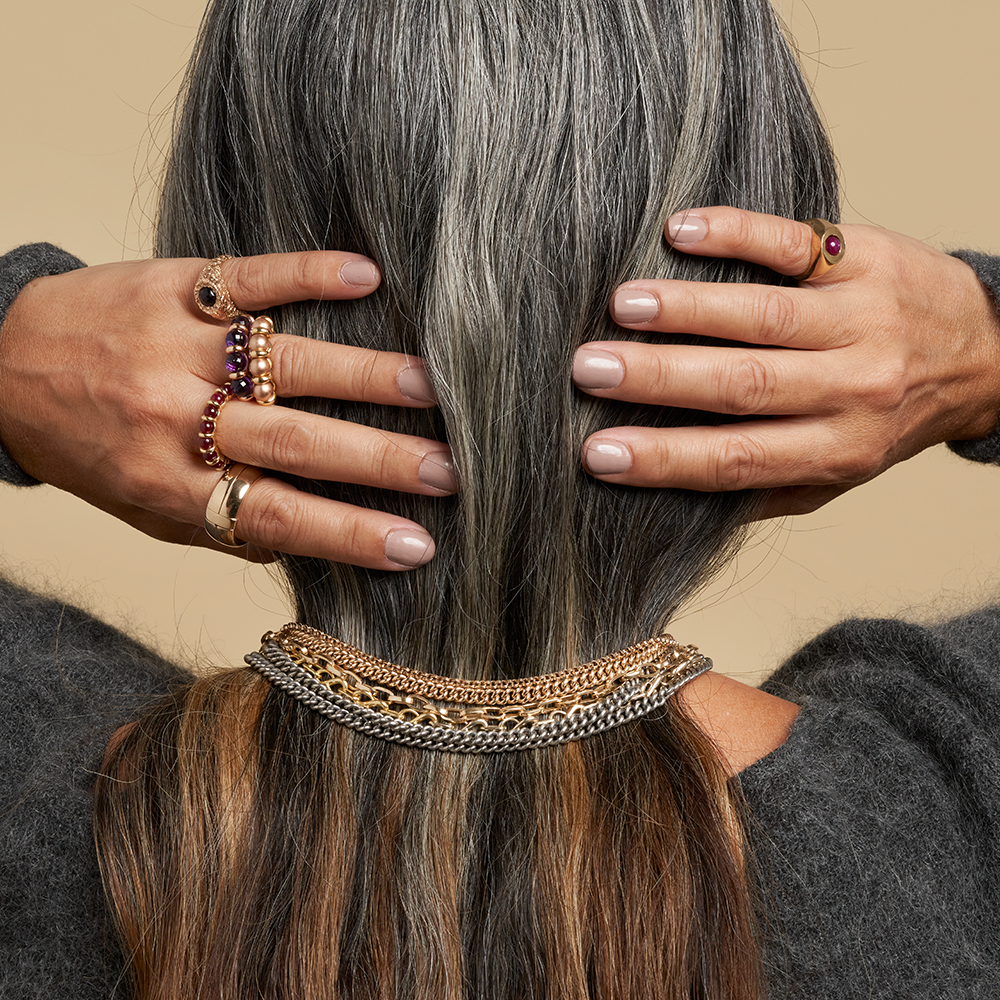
left=794, top=219, right=845, bottom=282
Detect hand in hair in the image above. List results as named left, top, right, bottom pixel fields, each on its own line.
left=0, top=252, right=453, bottom=568
left=575, top=206, right=1000, bottom=517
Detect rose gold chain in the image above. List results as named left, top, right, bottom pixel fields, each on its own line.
left=263, top=623, right=701, bottom=707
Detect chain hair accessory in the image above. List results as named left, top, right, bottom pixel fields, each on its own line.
left=245, top=623, right=712, bottom=754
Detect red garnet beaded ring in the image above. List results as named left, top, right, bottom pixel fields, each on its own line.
left=198, top=387, right=232, bottom=470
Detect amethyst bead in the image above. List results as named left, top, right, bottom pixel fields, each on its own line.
left=231, top=375, right=255, bottom=399
left=226, top=328, right=249, bottom=351
left=225, top=351, right=249, bottom=375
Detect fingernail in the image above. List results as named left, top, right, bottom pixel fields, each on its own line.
left=397, top=363, right=437, bottom=403
left=385, top=527, right=435, bottom=567
left=584, top=439, right=633, bottom=475
left=340, top=259, right=380, bottom=288
left=418, top=453, right=458, bottom=493
left=666, top=213, right=708, bottom=244
left=611, top=288, right=658, bottom=325
left=573, top=348, right=624, bottom=389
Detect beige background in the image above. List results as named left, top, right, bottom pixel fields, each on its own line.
left=1, top=0, right=998, bottom=678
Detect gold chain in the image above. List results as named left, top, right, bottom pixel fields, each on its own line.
left=261, top=623, right=705, bottom=731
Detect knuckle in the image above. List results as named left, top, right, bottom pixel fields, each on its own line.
left=267, top=337, right=295, bottom=393
left=713, top=434, right=767, bottom=491
left=348, top=350, right=382, bottom=403
left=831, top=447, right=882, bottom=484
left=724, top=353, right=776, bottom=415
left=756, top=288, right=799, bottom=346
left=263, top=418, right=315, bottom=471
left=226, top=256, right=267, bottom=308
left=293, top=251, right=329, bottom=294
left=728, top=210, right=757, bottom=257
left=866, top=365, right=908, bottom=412
left=242, top=487, right=302, bottom=551
left=774, top=222, right=815, bottom=274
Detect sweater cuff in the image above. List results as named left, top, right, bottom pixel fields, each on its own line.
left=0, top=243, right=87, bottom=487
left=947, top=250, right=1000, bottom=465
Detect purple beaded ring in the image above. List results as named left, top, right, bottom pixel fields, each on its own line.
left=225, top=314, right=277, bottom=405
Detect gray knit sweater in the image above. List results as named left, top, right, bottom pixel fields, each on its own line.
left=4, top=243, right=1000, bottom=998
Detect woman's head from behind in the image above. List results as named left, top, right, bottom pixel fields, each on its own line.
left=95, top=1, right=836, bottom=996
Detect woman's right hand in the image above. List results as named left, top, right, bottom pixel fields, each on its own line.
left=0, top=252, right=454, bottom=569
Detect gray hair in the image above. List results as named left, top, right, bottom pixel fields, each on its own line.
left=159, top=0, right=836, bottom=681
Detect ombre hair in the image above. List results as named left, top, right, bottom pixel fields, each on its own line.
left=94, top=0, right=837, bottom=996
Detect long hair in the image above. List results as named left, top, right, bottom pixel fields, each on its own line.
left=94, top=0, right=837, bottom=996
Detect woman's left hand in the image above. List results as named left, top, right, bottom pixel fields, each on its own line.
left=574, top=207, right=1000, bottom=516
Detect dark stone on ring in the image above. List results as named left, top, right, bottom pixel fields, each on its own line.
left=232, top=375, right=255, bottom=399
left=225, top=351, right=249, bottom=375
left=226, top=329, right=249, bottom=351
left=198, top=286, right=217, bottom=308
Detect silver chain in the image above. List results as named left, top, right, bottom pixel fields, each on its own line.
left=245, top=643, right=711, bottom=754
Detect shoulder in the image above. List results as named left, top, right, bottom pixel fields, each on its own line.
left=0, top=574, right=188, bottom=998
left=740, top=608, right=1000, bottom=997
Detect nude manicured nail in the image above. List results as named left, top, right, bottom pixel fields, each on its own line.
left=574, top=348, right=624, bottom=389
left=611, top=289, right=659, bottom=325
left=340, top=259, right=380, bottom=288
left=397, top=364, right=437, bottom=403
left=418, top=453, right=458, bottom=493
left=385, top=528, right=435, bottom=567
left=666, top=213, right=708, bottom=244
left=584, top=440, right=633, bottom=475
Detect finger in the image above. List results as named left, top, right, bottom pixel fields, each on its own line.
left=607, top=277, right=841, bottom=349
left=663, top=206, right=854, bottom=280
left=233, top=478, right=436, bottom=570
left=217, top=406, right=458, bottom=495
left=185, top=250, right=382, bottom=316
left=580, top=419, right=879, bottom=492
left=574, top=341, right=840, bottom=414
left=192, top=331, right=438, bottom=407
left=266, top=340, right=438, bottom=405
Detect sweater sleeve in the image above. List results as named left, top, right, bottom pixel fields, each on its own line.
left=947, top=250, right=1000, bottom=464
left=0, top=243, right=87, bottom=488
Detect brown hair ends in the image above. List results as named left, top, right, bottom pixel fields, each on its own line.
left=96, top=674, right=762, bottom=999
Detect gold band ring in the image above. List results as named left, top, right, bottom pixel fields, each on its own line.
left=794, top=219, right=845, bottom=281
left=204, top=463, right=264, bottom=547
left=195, top=255, right=238, bottom=320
